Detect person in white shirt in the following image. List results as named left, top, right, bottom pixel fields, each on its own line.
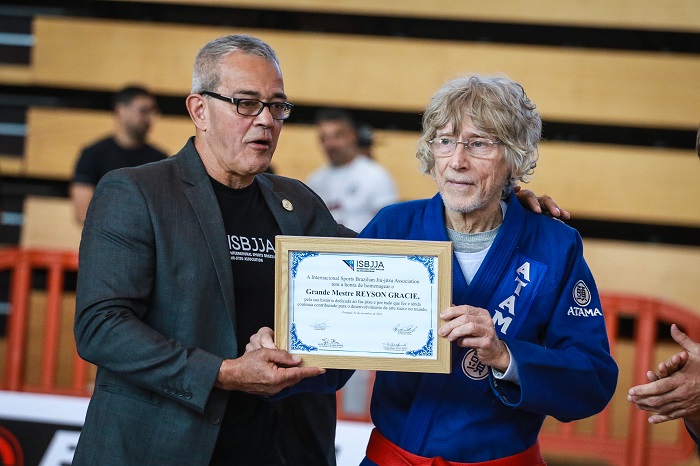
left=307, top=109, right=398, bottom=232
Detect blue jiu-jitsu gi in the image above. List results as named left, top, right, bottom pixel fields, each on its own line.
left=358, top=191, right=618, bottom=464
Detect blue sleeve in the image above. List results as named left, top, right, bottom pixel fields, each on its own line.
left=491, top=233, right=618, bottom=422
left=271, top=369, right=354, bottom=400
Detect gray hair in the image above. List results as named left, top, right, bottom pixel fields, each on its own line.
left=191, top=34, right=279, bottom=94
left=416, top=74, right=541, bottom=197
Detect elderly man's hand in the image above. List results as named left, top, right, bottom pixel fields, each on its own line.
left=514, top=185, right=571, bottom=220
left=438, top=305, right=510, bottom=372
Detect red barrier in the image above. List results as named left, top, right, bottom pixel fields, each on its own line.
left=537, top=294, right=699, bottom=466
left=0, top=248, right=87, bottom=396
left=1, top=248, right=698, bottom=465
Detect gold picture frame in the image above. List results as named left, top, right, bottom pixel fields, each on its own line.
left=275, top=236, right=452, bottom=373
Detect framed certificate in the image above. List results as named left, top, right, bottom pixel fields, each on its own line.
left=275, top=236, right=452, bottom=373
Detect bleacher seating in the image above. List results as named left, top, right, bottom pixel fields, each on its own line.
left=17, top=107, right=700, bottom=226
left=20, top=197, right=82, bottom=250
left=127, top=0, right=700, bottom=32
left=28, top=16, right=700, bottom=129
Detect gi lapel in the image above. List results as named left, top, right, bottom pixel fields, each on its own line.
left=467, top=192, right=547, bottom=340
left=400, top=193, right=548, bottom=453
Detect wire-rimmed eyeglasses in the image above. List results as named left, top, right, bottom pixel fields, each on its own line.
left=200, top=91, right=294, bottom=120
left=428, top=137, right=502, bottom=159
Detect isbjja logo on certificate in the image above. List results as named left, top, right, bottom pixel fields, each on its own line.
left=342, top=259, right=385, bottom=273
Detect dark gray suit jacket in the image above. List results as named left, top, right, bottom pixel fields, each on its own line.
left=73, top=138, right=355, bottom=465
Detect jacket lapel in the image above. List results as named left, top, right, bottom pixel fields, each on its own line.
left=176, top=139, right=237, bottom=332
left=257, top=175, right=304, bottom=236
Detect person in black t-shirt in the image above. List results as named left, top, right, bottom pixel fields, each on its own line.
left=70, top=85, right=167, bottom=224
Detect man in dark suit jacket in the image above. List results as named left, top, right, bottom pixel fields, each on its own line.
left=73, top=34, right=353, bottom=465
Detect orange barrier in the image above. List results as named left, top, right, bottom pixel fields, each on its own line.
left=538, top=293, right=700, bottom=466
left=0, top=248, right=88, bottom=396
left=1, top=247, right=698, bottom=465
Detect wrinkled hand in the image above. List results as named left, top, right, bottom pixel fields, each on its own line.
left=438, top=305, right=509, bottom=372
left=246, top=326, right=277, bottom=352
left=628, top=324, right=700, bottom=431
left=647, top=349, right=688, bottom=383
left=513, top=185, right=571, bottom=220
left=215, top=347, right=324, bottom=396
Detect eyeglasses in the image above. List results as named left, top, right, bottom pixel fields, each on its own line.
left=200, top=91, right=294, bottom=120
left=428, top=137, right=502, bottom=159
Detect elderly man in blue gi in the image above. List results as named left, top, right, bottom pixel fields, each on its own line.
left=356, top=74, right=618, bottom=465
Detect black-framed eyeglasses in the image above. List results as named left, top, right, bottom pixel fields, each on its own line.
left=200, top=91, right=294, bottom=120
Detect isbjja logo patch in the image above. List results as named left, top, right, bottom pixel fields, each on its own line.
left=573, top=280, right=592, bottom=306
left=462, top=348, right=489, bottom=380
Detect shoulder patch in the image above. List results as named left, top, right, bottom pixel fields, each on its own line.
left=573, top=280, right=592, bottom=306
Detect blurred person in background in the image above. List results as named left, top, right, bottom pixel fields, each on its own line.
left=70, top=85, right=167, bottom=224
left=307, top=108, right=399, bottom=232
left=357, top=122, right=375, bottom=158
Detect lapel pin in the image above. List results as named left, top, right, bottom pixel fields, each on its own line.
left=282, top=199, right=293, bottom=211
